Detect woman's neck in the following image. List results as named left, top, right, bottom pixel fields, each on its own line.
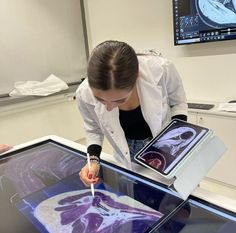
left=119, top=85, right=139, bottom=111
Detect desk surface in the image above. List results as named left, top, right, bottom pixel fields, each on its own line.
left=187, top=100, right=236, bottom=118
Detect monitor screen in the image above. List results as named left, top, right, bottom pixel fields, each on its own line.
left=0, top=140, right=183, bottom=233
left=173, top=0, right=236, bottom=45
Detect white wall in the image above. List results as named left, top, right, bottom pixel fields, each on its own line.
left=84, top=0, right=236, bottom=102
left=1, top=0, right=236, bottom=146
left=0, top=0, right=87, bottom=94
left=0, top=96, right=86, bottom=146
left=0, top=0, right=87, bottom=146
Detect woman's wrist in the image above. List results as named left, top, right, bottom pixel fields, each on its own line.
left=88, top=155, right=100, bottom=165
left=87, top=144, right=102, bottom=159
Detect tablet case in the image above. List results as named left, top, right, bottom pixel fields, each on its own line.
left=170, top=135, right=226, bottom=200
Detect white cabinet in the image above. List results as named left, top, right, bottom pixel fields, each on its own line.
left=188, top=111, right=198, bottom=124
left=188, top=110, right=236, bottom=187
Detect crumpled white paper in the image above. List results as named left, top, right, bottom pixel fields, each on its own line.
left=9, top=74, right=69, bottom=97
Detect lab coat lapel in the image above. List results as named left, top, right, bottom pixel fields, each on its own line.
left=137, top=78, right=163, bottom=137
left=94, top=104, right=128, bottom=151
left=95, top=104, right=119, bottom=131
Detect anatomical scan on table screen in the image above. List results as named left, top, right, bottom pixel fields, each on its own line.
left=197, top=0, right=236, bottom=27
left=15, top=174, right=166, bottom=233
left=1, top=140, right=182, bottom=233
left=32, top=190, right=163, bottom=233
left=135, top=119, right=210, bottom=176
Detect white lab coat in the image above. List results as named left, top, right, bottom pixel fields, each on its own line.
left=76, top=55, right=187, bottom=169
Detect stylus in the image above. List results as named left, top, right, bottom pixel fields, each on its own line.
left=87, top=153, right=95, bottom=198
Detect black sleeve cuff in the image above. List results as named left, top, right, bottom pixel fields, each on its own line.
left=87, top=144, right=102, bottom=159
left=171, top=114, right=187, bottom=121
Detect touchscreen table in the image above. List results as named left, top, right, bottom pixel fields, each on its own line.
left=0, top=138, right=235, bottom=233
left=0, top=139, right=184, bottom=233
left=153, top=197, right=236, bottom=233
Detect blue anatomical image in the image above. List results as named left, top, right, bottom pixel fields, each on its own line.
left=197, top=0, right=236, bottom=27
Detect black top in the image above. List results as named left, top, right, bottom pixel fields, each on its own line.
left=119, top=105, right=152, bottom=140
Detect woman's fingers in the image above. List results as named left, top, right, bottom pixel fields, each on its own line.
left=0, top=144, right=12, bottom=153
left=79, top=163, right=100, bottom=186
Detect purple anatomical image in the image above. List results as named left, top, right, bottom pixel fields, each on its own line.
left=1, top=141, right=235, bottom=233
left=1, top=143, right=84, bottom=199
left=140, top=151, right=166, bottom=171
left=137, top=126, right=197, bottom=172
left=0, top=142, right=182, bottom=233
left=152, top=126, right=196, bottom=157
left=34, top=190, right=163, bottom=233
left=197, top=0, right=236, bottom=27
left=135, top=120, right=208, bottom=174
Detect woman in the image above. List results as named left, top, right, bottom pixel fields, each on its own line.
left=76, top=40, right=188, bottom=186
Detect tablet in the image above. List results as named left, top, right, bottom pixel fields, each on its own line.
left=134, top=119, right=212, bottom=178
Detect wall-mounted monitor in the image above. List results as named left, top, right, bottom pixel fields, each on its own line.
left=173, top=0, right=236, bottom=45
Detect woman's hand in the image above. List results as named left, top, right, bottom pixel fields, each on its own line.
left=0, top=144, right=12, bottom=154
left=79, top=162, right=100, bottom=186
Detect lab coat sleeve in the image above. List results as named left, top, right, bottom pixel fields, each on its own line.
left=76, top=95, right=104, bottom=147
left=163, top=60, right=188, bottom=117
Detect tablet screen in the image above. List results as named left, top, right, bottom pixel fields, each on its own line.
left=134, top=119, right=210, bottom=176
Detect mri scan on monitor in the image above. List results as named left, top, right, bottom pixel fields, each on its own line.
left=173, top=0, right=236, bottom=45
left=197, top=0, right=236, bottom=27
